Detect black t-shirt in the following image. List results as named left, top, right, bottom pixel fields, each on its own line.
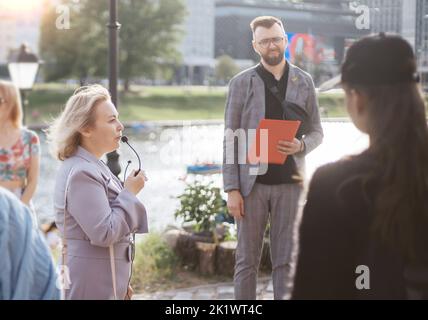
left=255, top=62, right=300, bottom=185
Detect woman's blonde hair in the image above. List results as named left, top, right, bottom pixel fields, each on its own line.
left=0, top=80, right=23, bottom=128
left=46, top=84, right=111, bottom=161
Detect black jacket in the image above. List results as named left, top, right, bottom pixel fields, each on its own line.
left=292, top=151, right=428, bottom=299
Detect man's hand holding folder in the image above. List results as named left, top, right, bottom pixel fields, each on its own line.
left=248, top=119, right=302, bottom=165
left=227, top=119, right=302, bottom=221
left=277, top=137, right=304, bottom=156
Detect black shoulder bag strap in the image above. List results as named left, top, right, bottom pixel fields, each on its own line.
left=256, top=67, right=311, bottom=137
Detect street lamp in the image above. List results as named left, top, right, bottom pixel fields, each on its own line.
left=106, top=0, right=122, bottom=177
left=7, top=44, right=41, bottom=125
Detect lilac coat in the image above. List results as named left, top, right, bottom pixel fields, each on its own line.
left=54, top=146, right=148, bottom=300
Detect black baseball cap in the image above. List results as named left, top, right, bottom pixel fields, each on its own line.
left=319, top=33, right=420, bottom=92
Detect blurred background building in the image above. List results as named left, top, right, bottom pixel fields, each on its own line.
left=358, top=0, right=402, bottom=34
left=2, top=0, right=428, bottom=88
left=215, top=0, right=368, bottom=85
left=176, top=0, right=216, bottom=85
left=0, top=2, right=42, bottom=67
left=359, top=0, right=428, bottom=88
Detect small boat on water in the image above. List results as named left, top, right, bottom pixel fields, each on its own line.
left=186, top=163, right=222, bottom=175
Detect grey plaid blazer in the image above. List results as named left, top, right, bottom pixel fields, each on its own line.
left=222, top=63, right=324, bottom=197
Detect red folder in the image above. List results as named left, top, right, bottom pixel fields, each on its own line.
left=248, top=119, right=301, bottom=165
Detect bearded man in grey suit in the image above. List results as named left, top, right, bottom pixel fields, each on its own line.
left=223, top=16, right=323, bottom=300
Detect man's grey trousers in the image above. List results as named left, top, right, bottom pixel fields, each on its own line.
left=234, top=183, right=302, bottom=300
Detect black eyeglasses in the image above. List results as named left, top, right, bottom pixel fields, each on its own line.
left=258, top=37, right=284, bottom=48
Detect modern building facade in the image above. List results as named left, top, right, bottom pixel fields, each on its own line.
left=415, top=0, right=428, bottom=78
left=358, top=0, right=402, bottom=34
left=359, top=0, right=428, bottom=86
left=176, top=0, right=216, bottom=85
left=215, top=0, right=369, bottom=85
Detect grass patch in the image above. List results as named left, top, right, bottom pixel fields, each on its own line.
left=27, top=84, right=228, bottom=125
left=119, top=88, right=226, bottom=121
left=318, top=92, right=347, bottom=117
left=131, top=232, right=179, bottom=292
left=130, top=232, right=239, bottom=294
left=24, top=83, right=428, bottom=125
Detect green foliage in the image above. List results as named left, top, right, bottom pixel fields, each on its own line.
left=131, top=232, right=179, bottom=291
left=222, top=223, right=237, bottom=241
left=175, top=181, right=226, bottom=233
left=214, top=55, right=240, bottom=84
left=39, top=0, right=108, bottom=83
left=39, top=0, right=186, bottom=86
left=25, top=84, right=228, bottom=124
left=119, top=0, right=187, bottom=89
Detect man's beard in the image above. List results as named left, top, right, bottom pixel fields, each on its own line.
left=261, top=48, right=285, bottom=66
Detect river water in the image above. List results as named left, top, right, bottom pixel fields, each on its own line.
left=33, top=121, right=368, bottom=231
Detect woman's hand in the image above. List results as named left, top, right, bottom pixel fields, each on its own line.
left=124, top=170, right=147, bottom=195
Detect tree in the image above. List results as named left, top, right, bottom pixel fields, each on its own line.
left=39, top=0, right=75, bottom=82
left=39, top=0, right=108, bottom=84
left=119, top=0, right=186, bottom=91
left=214, top=55, right=240, bottom=84
left=39, top=0, right=186, bottom=89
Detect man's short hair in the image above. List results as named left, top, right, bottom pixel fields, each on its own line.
left=250, top=16, right=284, bottom=35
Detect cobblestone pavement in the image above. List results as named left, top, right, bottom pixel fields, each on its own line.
left=133, top=276, right=276, bottom=300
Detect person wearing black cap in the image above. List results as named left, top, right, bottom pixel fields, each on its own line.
left=292, top=33, right=428, bottom=299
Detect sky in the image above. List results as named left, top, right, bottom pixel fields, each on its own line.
left=0, top=0, right=44, bottom=15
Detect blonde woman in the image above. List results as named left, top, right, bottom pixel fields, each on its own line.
left=0, top=80, right=40, bottom=214
left=47, top=85, right=148, bottom=300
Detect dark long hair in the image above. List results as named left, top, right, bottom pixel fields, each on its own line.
left=348, top=79, right=428, bottom=262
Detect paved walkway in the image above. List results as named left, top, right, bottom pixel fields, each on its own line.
left=133, top=276, right=275, bottom=300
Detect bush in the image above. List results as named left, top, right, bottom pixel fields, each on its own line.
left=131, top=232, right=179, bottom=291
left=175, top=181, right=226, bottom=235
